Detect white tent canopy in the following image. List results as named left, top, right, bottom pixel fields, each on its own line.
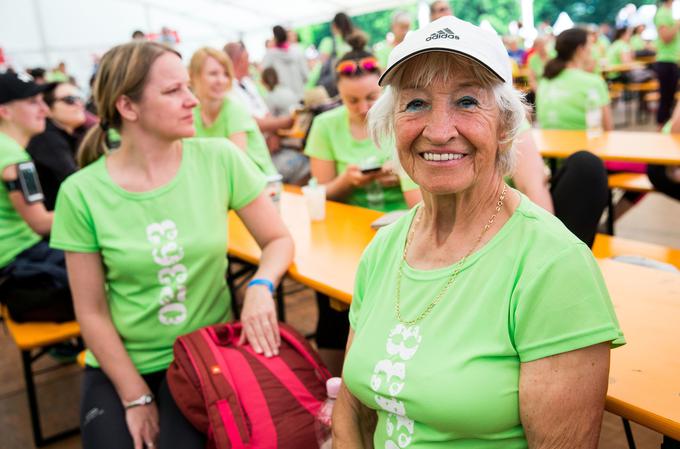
left=1, top=0, right=417, bottom=87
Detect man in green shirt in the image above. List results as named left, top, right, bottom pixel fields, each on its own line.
left=374, top=11, right=412, bottom=69
left=654, top=1, right=680, bottom=125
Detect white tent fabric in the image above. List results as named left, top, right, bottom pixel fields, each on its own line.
left=1, top=0, right=416, bottom=87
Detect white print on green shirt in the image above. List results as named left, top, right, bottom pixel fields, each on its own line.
left=371, top=324, right=422, bottom=447
left=146, top=220, right=188, bottom=325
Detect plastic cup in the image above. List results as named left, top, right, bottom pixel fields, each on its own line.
left=301, top=185, right=326, bottom=221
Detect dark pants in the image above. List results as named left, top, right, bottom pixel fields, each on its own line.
left=81, top=368, right=205, bottom=449
left=315, top=293, right=349, bottom=350
left=0, top=241, right=74, bottom=322
left=654, top=62, right=678, bottom=125
left=551, top=151, right=609, bottom=248
left=648, top=164, right=680, bottom=201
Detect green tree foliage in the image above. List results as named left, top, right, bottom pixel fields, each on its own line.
left=533, top=0, right=655, bottom=25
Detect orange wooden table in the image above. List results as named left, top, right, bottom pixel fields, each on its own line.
left=228, top=193, right=680, bottom=440
left=533, top=129, right=680, bottom=165
left=599, top=259, right=680, bottom=441
left=228, top=191, right=380, bottom=302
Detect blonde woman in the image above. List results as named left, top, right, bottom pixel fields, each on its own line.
left=189, top=47, right=277, bottom=176
left=50, top=41, right=293, bottom=449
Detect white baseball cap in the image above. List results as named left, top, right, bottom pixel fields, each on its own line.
left=379, top=15, right=512, bottom=87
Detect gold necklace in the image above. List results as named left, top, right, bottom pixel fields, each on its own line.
left=395, top=184, right=508, bottom=326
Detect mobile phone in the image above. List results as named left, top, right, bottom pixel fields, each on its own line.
left=360, top=164, right=382, bottom=174
left=17, top=161, right=44, bottom=203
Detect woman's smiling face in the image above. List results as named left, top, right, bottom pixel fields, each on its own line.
left=394, top=67, right=502, bottom=196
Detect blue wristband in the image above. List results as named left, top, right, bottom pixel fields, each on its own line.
left=247, top=278, right=275, bottom=294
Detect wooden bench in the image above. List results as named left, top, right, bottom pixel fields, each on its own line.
left=593, top=233, right=680, bottom=269
left=1, top=306, right=81, bottom=446
left=606, top=173, right=654, bottom=235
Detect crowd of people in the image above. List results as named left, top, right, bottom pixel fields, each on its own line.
left=1, top=2, right=679, bottom=448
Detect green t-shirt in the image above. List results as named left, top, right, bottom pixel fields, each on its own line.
left=374, top=40, right=394, bottom=70
left=527, top=52, right=547, bottom=81
left=536, top=68, right=609, bottom=130
left=318, top=35, right=352, bottom=58
left=50, top=138, right=266, bottom=373
left=655, top=6, right=679, bottom=62
left=304, top=105, right=407, bottom=211
left=193, top=97, right=277, bottom=176
left=630, top=34, right=646, bottom=52
left=344, top=194, right=625, bottom=449
left=0, top=132, right=42, bottom=268
left=606, top=39, right=632, bottom=66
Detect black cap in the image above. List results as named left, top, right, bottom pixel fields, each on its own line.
left=0, top=72, right=54, bottom=105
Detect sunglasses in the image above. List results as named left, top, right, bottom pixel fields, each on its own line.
left=336, top=57, right=380, bottom=76
left=55, top=95, right=84, bottom=105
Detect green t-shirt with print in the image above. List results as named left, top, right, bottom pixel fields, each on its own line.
left=50, top=138, right=266, bottom=374
left=344, top=194, right=624, bottom=449
left=193, top=97, right=277, bottom=176
left=536, top=68, right=609, bottom=130
left=304, top=105, right=407, bottom=211
left=655, top=6, right=680, bottom=63
left=0, top=132, right=42, bottom=268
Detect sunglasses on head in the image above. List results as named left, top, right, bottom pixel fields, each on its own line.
left=336, top=57, right=380, bottom=76
left=55, top=95, right=84, bottom=105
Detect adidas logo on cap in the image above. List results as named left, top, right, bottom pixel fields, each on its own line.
left=425, top=27, right=460, bottom=42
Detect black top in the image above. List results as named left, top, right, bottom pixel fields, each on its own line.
left=26, top=119, right=79, bottom=210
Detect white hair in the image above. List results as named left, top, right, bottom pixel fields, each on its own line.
left=368, top=52, right=528, bottom=176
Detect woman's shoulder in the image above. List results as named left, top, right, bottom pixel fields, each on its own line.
left=183, top=137, right=242, bottom=160
left=362, top=208, right=415, bottom=260
left=314, top=105, right=346, bottom=125
left=511, top=193, right=588, bottom=254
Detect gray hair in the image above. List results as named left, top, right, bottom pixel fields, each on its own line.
left=368, top=52, right=528, bottom=176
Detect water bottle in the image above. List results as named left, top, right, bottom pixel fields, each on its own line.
left=316, top=377, right=342, bottom=449
left=366, top=181, right=385, bottom=210
left=585, top=90, right=603, bottom=139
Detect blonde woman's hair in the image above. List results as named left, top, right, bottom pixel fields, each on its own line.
left=368, top=52, right=528, bottom=176
left=78, top=41, right=179, bottom=167
left=188, top=47, right=235, bottom=92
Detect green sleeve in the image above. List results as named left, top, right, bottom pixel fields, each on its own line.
left=595, top=76, right=610, bottom=107
left=511, top=244, right=625, bottom=362
left=303, top=116, right=335, bottom=161
left=50, top=180, right=99, bottom=252
left=318, top=37, right=333, bottom=56
left=223, top=100, right=257, bottom=136
left=656, top=8, right=674, bottom=28
left=220, top=140, right=267, bottom=210
left=0, top=152, right=30, bottom=171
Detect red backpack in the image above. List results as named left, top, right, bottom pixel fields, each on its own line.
left=167, top=322, right=331, bottom=449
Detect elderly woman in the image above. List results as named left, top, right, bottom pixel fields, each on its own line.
left=333, top=16, right=624, bottom=448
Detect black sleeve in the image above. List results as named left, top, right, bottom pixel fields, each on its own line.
left=26, top=133, right=78, bottom=184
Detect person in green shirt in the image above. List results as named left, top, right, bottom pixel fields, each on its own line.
left=189, top=47, right=277, bottom=176
left=605, top=27, right=634, bottom=80
left=316, top=12, right=355, bottom=97
left=50, top=41, right=293, bottom=449
left=305, top=33, right=412, bottom=213
left=374, top=10, right=412, bottom=69
left=0, top=72, right=73, bottom=322
left=654, top=0, right=680, bottom=125
left=536, top=27, right=613, bottom=131
left=334, top=16, right=624, bottom=448
left=630, top=24, right=649, bottom=53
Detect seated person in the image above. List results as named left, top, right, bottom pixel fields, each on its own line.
left=304, top=33, right=416, bottom=213
left=0, top=72, right=72, bottom=322
left=650, top=106, right=680, bottom=201
left=27, top=81, right=87, bottom=210
left=189, top=47, right=278, bottom=176
left=51, top=41, right=293, bottom=449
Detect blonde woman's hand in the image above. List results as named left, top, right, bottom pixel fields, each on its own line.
left=125, top=402, right=159, bottom=449
left=239, top=284, right=281, bottom=357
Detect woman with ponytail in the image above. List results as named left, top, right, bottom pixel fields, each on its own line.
left=536, top=27, right=612, bottom=131
left=304, top=32, right=418, bottom=375
left=50, top=41, right=293, bottom=449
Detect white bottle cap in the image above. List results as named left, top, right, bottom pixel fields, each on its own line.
left=326, top=377, right=342, bottom=399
